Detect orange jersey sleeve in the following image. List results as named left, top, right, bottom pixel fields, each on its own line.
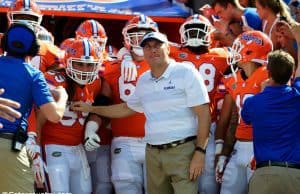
left=170, top=45, right=228, bottom=122
left=31, top=41, right=64, bottom=73
left=103, top=59, right=149, bottom=137
left=224, top=66, right=268, bottom=140
left=41, top=71, right=102, bottom=146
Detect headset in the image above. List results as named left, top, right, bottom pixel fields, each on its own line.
left=1, top=22, right=40, bottom=57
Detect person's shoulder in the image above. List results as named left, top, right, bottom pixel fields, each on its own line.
left=137, top=70, right=151, bottom=81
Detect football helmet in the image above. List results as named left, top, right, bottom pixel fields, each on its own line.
left=60, top=37, right=75, bottom=52
left=226, top=30, right=273, bottom=66
left=7, top=0, right=43, bottom=29
left=76, top=19, right=107, bottom=52
left=36, top=26, right=54, bottom=44
left=65, top=38, right=103, bottom=85
left=122, top=14, right=158, bottom=56
left=179, top=14, right=213, bottom=47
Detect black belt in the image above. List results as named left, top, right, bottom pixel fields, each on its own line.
left=0, top=133, right=14, bottom=140
left=256, top=161, right=300, bottom=170
left=147, top=136, right=196, bottom=150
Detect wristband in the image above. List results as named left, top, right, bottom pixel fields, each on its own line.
left=215, top=139, right=224, bottom=155
left=195, top=146, right=206, bottom=154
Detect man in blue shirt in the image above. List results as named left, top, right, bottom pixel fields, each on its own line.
left=0, top=22, right=68, bottom=192
left=241, top=23, right=300, bottom=194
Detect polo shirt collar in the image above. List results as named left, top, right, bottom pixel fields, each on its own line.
left=150, top=59, right=175, bottom=81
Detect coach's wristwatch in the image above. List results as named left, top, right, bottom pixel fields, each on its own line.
left=195, top=146, right=206, bottom=154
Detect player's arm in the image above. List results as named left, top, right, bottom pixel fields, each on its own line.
left=83, top=77, right=113, bottom=151
left=221, top=103, right=238, bottom=156
left=215, top=93, right=236, bottom=156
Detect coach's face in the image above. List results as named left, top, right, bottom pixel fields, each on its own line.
left=142, top=39, right=170, bottom=68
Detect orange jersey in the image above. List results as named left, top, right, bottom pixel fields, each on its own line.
left=31, top=41, right=64, bottom=73
left=103, top=59, right=149, bottom=137
left=223, top=66, right=268, bottom=140
left=170, top=45, right=228, bottom=122
left=41, top=71, right=102, bottom=146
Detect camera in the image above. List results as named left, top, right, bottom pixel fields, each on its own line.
left=11, top=126, right=28, bottom=152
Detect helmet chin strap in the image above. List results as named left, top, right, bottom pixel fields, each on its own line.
left=132, top=47, right=144, bottom=57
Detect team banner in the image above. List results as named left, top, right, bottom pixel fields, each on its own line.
left=0, top=0, right=190, bottom=17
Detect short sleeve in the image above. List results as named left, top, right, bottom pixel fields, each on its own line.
left=241, top=96, right=254, bottom=124
left=127, top=81, right=144, bottom=113
left=32, top=71, right=54, bottom=107
left=184, top=65, right=210, bottom=107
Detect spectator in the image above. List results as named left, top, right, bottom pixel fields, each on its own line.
left=241, top=23, right=300, bottom=194
left=289, top=0, right=300, bottom=22
left=0, top=22, right=68, bottom=192
left=211, top=0, right=262, bottom=46
left=72, top=31, right=211, bottom=194
left=255, top=0, right=294, bottom=49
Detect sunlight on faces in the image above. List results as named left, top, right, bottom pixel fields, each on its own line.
left=214, top=4, right=230, bottom=21
left=143, top=40, right=170, bottom=66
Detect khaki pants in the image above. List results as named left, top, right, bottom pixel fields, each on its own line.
left=0, top=138, right=34, bottom=192
left=146, top=140, right=198, bottom=194
left=248, top=166, right=300, bottom=194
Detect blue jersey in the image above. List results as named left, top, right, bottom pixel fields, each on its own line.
left=244, top=8, right=262, bottom=31
left=0, top=56, right=54, bottom=133
left=242, top=78, right=300, bottom=164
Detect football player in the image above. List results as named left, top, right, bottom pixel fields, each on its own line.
left=170, top=14, right=229, bottom=194
left=215, top=30, right=273, bottom=194
left=39, top=38, right=109, bottom=194
left=75, top=19, right=114, bottom=194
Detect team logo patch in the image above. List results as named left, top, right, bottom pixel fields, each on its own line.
left=179, top=52, right=187, bottom=59
left=52, top=151, right=62, bottom=157
left=114, top=148, right=122, bottom=154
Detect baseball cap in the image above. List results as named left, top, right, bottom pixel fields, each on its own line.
left=140, top=32, right=168, bottom=47
left=6, top=22, right=36, bottom=55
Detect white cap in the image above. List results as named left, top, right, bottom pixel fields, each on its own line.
left=140, top=32, right=168, bottom=47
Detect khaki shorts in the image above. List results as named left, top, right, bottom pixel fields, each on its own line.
left=0, top=137, right=34, bottom=192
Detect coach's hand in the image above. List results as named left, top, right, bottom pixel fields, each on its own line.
left=189, top=151, right=205, bottom=181
left=71, top=101, right=92, bottom=113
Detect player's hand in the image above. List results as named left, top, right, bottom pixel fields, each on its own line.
left=189, top=151, right=205, bottom=181
left=32, top=155, right=47, bottom=184
left=121, top=56, right=137, bottom=82
left=84, top=125, right=101, bottom=151
left=0, top=88, right=21, bottom=127
left=25, top=132, right=40, bottom=161
left=215, top=155, right=228, bottom=183
left=71, top=101, right=92, bottom=113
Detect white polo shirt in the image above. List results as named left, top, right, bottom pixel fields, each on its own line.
left=127, top=60, right=210, bottom=145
